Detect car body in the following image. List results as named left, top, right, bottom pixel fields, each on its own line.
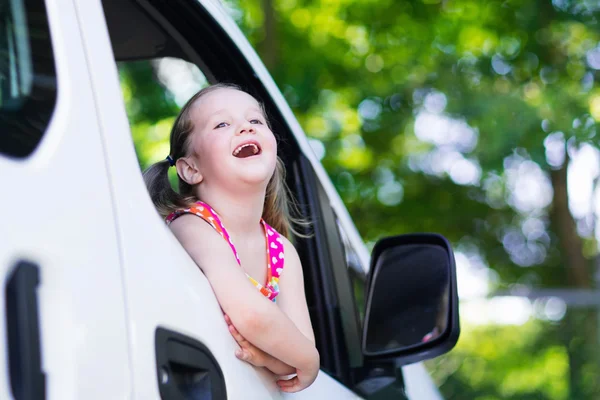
left=0, top=0, right=458, bottom=398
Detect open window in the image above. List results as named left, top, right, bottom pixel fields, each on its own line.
left=99, top=0, right=357, bottom=385
left=116, top=57, right=209, bottom=171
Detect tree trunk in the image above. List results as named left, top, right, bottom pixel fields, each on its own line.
left=549, top=155, right=600, bottom=398
left=259, top=0, right=278, bottom=71
left=549, top=157, right=591, bottom=288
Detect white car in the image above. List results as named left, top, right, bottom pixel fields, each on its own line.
left=0, top=0, right=460, bottom=399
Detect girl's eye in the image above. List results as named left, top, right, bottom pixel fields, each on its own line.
left=214, top=122, right=228, bottom=129
left=250, top=119, right=263, bottom=125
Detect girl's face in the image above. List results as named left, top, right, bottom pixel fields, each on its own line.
left=187, top=88, right=278, bottom=191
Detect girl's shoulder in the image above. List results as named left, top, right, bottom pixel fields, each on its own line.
left=166, top=201, right=231, bottom=244
left=261, top=221, right=296, bottom=256
left=260, top=221, right=298, bottom=253
left=166, top=201, right=218, bottom=225
left=166, top=201, right=233, bottom=256
left=265, top=225, right=301, bottom=271
left=261, top=220, right=283, bottom=239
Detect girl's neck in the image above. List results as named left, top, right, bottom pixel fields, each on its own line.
left=196, top=186, right=266, bottom=237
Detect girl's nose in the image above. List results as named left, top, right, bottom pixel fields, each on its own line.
left=237, top=122, right=255, bottom=135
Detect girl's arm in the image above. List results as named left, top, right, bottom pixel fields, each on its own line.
left=170, top=216, right=319, bottom=386
left=225, top=314, right=295, bottom=375
left=224, top=238, right=316, bottom=378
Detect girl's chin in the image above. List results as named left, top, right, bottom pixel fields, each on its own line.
left=231, top=166, right=275, bottom=185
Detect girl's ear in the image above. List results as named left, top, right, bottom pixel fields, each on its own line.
left=176, top=157, right=204, bottom=185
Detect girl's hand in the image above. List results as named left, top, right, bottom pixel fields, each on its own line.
left=225, top=314, right=297, bottom=376
left=276, top=364, right=319, bottom=393
left=276, top=346, right=319, bottom=393
left=224, top=314, right=270, bottom=368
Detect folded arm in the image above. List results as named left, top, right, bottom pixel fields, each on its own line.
left=170, top=215, right=319, bottom=383
left=225, top=314, right=296, bottom=375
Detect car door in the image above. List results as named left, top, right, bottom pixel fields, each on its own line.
left=71, top=4, right=269, bottom=400
left=0, top=0, right=131, bottom=399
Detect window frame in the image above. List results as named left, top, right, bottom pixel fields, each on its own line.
left=291, top=155, right=361, bottom=383
left=102, top=0, right=364, bottom=386
left=335, top=215, right=368, bottom=329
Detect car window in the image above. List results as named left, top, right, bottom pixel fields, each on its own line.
left=103, top=0, right=353, bottom=382
left=0, top=0, right=57, bottom=158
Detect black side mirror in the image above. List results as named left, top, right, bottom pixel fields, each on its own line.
left=362, top=233, right=460, bottom=365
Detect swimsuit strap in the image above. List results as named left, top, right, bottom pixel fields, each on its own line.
left=166, top=201, right=284, bottom=301
left=262, top=220, right=285, bottom=297
left=166, top=201, right=241, bottom=265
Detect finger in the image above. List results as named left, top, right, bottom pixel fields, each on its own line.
left=224, top=314, right=231, bottom=324
left=228, top=325, right=246, bottom=344
left=278, top=379, right=303, bottom=393
left=228, top=324, right=240, bottom=338
left=280, top=386, right=301, bottom=393
left=277, top=377, right=299, bottom=388
left=235, top=349, right=248, bottom=361
left=234, top=327, right=246, bottom=342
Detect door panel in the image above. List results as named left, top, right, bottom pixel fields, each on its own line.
left=0, top=0, right=131, bottom=398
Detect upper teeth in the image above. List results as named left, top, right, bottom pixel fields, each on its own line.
left=233, top=143, right=259, bottom=156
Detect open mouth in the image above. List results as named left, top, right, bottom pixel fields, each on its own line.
left=233, top=142, right=262, bottom=158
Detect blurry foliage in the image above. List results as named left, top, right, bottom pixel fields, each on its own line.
left=117, top=0, right=600, bottom=398
left=118, top=60, right=178, bottom=169
left=425, top=319, right=570, bottom=400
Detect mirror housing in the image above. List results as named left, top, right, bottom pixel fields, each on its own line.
left=362, top=233, right=460, bottom=365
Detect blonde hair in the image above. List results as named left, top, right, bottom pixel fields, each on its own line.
left=143, top=83, right=305, bottom=238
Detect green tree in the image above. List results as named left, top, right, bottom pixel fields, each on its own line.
left=225, top=0, right=600, bottom=397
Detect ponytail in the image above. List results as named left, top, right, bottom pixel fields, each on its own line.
left=143, top=159, right=196, bottom=218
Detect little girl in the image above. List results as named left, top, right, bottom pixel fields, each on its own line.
left=143, top=83, right=319, bottom=393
